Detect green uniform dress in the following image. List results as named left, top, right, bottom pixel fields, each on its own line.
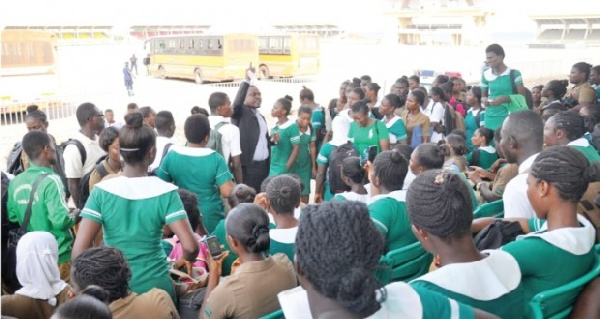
left=7, top=163, right=75, bottom=263
left=384, top=115, right=408, bottom=145
left=81, top=176, right=189, bottom=303
left=210, top=220, right=237, bottom=277
left=410, top=250, right=525, bottom=318
left=316, top=142, right=335, bottom=201
left=348, top=120, right=389, bottom=162
left=368, top=190, right=417, bottom=252
left=466, top=146, right=499, bottom=171
left=501, top=215, right=596, bottom=302
left=270, top=120, right=301, bottom=176
left=481, top=68, right=523, bottom=130
left=311, top=107, right=325, bottom=150
left=156, top=147, right=233, bottom=233
left=465, top=109, right=485, bottom=151
left=291, top=127, right=316, bottom=197
left=269, top=227, right=297, bottom=262
left=568, top=138, right=600, bottom=163
left=332, top=191, right=370, bottom=204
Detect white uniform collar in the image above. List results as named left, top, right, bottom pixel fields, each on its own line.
left=567, top=138, right=590, bottom=147
left=517, top=215, right=596, bottom=255
left=369, top=190, right=406, bottom=204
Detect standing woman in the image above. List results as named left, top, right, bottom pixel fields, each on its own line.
left=156, top=114, right=234, bottom=233
left=299, top=86, right=326, bottom=150
left=379, top=93, right=408, bottom=147
left=365, top=82, right=382, bottom=118
left=464, top=87, right=485, bottom=151
left=269, top=96, right=301, bottom=176
left=480, top=43, right=525, bottom=130
left=403, top=90, right=431, bottom=147
left=348, top=99, right=390, bottom=162
left=292, top=106, right=317, bottom=203
left=328, top=80, right=350, bottom=120
left=73, top=113, right=199, bottom=303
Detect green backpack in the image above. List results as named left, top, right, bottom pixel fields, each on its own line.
left=206, top=122, right=227, bottom=158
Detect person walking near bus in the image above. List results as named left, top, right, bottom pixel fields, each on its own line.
left=123, top=62, right=135, bottom=97
left=130, top=54, right=138, bottom=75
left=143, top=54, right=151, bottom=76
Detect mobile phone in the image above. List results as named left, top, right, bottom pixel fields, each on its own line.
left=368, top=145, right=378, bottom=163
left=205, top=235, right=223, bottom=259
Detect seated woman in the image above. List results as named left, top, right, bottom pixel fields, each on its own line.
left=2, top=232, right=70, bottom=319
left=70, top=246, right=178, bottom=319
left=51, top=286, right=112, bottom=319
left=407, top=171, right=524, bottom=318
left=474, top=146, right=597, bottom=302
left=332, top=156, right=369, bottom=204
left=467, top=127, right=499, bottom=171
left=267, top=175, right=301, bottom=262
left=201, top=203, right=298, bottom=318
left=281, top=200, right=496, bottom=318
left=368, top=149, right=417, bottom=252
left=443, top=133, right=469, bottom=172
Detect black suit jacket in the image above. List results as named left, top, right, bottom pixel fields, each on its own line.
left=231, top=82, right=270, bottom=166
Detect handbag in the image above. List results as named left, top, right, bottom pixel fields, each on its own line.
left=2, top=173, right=48, bottom=293
left=473, top=219, right=524, bottom=250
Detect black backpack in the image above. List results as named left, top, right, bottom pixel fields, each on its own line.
left=328, top=142, right=359, bottom=195
left=6, top=142, right=24, bottom=176
left=77, top=156, right=109, bottom=209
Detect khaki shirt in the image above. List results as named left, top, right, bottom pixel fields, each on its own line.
left=88, top=158, right=121, bottom=192
left=204, top=254, right=298, bottom=319
left=110, top=289, right=179, bottom=319
left=566, top=83, right=597, bottom=105
left=492, top=163, right=519, bottom=198
left=1, top=286, right=69, bottom=319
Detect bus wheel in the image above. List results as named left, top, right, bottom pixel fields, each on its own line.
left=259, top=65, right=270, bottom=79
left=158, top=66, right=166, bottom=79
left=194, top=70, right=203, bottom=84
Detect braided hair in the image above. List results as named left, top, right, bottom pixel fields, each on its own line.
left=295, top=201, right=385, bottom=317
left=53, top=287, right=112, bottom=319
left=372, top=150, right=409, bottom=191
left=406, top=170, right=473, bottom=243
left=551, top=111, right=587, bottom=142
left=266, top=175, right=301, bottom=215
left=413, top=143, right=449, bottom=171
left=530, top=145, right=600, bottom=203
left=341, top=156, right=365, bottom=184
left=225, top=203, right=270, bottom=254
left=228, top=184, right=257, bottom=208
left=71, top=246, right=132, bottom=303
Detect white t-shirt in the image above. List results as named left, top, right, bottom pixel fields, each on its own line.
left=209, top=116, right=242, bottom=162
left=149, top=135, right=176, bottom=172
left=421, top=101, right=446, bottom=143
left=503, top=153, right=539, bottom=219
left=253, top=110, right=269, bottom=161
left=63, top=131, right=106, bottom=178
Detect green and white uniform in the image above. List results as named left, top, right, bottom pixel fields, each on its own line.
left=368, top=190, right=417, bottom=252
left=291, top=127, right=316, bottom=196
left=82, top=176, right=188, bottom=303
left=316, top=142, right=336, bottom=201
left=466, top=146, right=499, bottom=171
left=348, top=120, right=389, bottom=162
left=568, top=138, right=600, bottom=163
left=465, top=109, right=485, bottom=151
left=269, top=227, right=297, bottom=262
left=270, top=120, right=301, bottom=176
left=332, top=191, right=370, bottom=204
left=156, top=147, right=233, bottom=233
left=502, top=215, right=596, bottom=302
left=410, top=250, right=525, bottom=318
left=384, top=115, right=408, bottom=144
left=210, top=220, right=237, bottom=277
left=480, top=68, right=523, bottom=130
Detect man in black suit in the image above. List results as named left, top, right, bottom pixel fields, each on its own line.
left=231, top=67, right=270, bottom=192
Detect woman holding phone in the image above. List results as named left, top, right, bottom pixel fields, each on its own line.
left=348, top=99, right=390, bottom=163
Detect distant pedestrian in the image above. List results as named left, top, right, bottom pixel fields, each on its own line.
left=143, top=54, right=150, bottom=76
left=123, top=62, right=134, bottom=97
left=130, top=54, right=138, bottom=75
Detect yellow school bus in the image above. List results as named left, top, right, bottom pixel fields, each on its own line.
left=1, top=29, right=62, bottom=114
left=147, top=33, right=258, bottom=83
left=258, top=34, right=320, bottom=78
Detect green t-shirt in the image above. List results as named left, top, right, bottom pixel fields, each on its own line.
left=570, top=142, right=600, bottom=163
left=385, top=116, right=408, bottom=144
left=481, top=68, right=523, bottom=130
left=210, top=220, right=238, bottom=277
left=466, top=146, right=499, bottom=171
left=270, top=120, right=301, bottom=176
left=156, top=147, right=233, bottom=233
left=291, top=128, right=316, bottom=196
left=311, top=107, right=324, bottom=131
left=81, top=176, right=188, bottom=303
left=269, top=227, right=297, bottom=263
left=465, top=109, right=485, bottom=151
left=316, top=142, right=336, bottom=201
left=348, top=120, right=389, bottom=162
left=368, top=191, right=417, bottom=252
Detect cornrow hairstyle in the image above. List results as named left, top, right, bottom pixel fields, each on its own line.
left=445, top=133, right=467, bottom=156
left=53, top=291, right=112, bottom=319
left=228, top=184, right=257, bottom=208
left=572, top=62, right=593, bottom=80
left=295, top=201, right=385, bottom=317
left=413, top=143, right=449, bottom=171
left=581, top=105, right=600, bottom=133
left=22, top=131, right=51, bottom=160
left=407, top=170, right=473, bottom=243
left=545, top=80, right=569, bottom=100
left=225, top=203, right=270, bottom=254
left=551, top=111, right=587, bottom=142
left=260, top=175, right=276, bottom=193
left=120, top=113, right=156, bottom=164
left=341, top=156, right=365, bottom=184
left=409, top=90, right=425, bottom=106
left=266, top=175, right=301, bottom=215
left=99, top=126, right=119, bottom=153
left=25, top=104, right=48, bottom=125
left=372, top=150, right=409, bottom=191
left=184, top=114, right=211, bottom=144
left=71, top=246, right=132, bottom=303
left=277, top=96, right=293, bottom=116
left=430, top=87, right=445, bottom=102
left=530, top=145, right=600, bottom=203
left=178, top=188, right=201, bottom=232
left=300, top=86, right=315, bottom=102
left=477, top=127, right=494, bottom=146
left=384, top=94, right=402, bottom=109
left=351, top=99, right=370, bottom=116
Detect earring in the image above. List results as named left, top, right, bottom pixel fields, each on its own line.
left=434, top=254, right=442, bottom=268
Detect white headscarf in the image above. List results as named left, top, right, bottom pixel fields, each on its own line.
left=15, top=231, right=68, bottom=306
left=330, top=112, right=351, bottom=147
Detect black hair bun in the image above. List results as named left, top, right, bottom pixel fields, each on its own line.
left=26, top=104, right=39, bottom=113
left=284, top=95, right=294, bottom=102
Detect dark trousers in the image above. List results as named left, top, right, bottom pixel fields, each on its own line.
left=242, top=160, right=269, bottom=193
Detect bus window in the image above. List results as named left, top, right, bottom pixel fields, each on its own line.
left=217, top=39, right=222, bottom=49
left=259, top=37, right=269, bottom=54
left=269, top=37, right=282, bottom=54
left=190, top=39, right=195, bottom=49
left=208, top=39, right=213, bottom=49
left=179, top=39, right=185, bottom=50
left=283, top=37, right=291, bottom=55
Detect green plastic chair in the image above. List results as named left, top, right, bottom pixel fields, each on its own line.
left=527, top=248, right=600, bottom=319
left=259, top=309, right=285, bottom=319
left=374, top=242, right=433, bottom=285
left=473, top=199, right=504, bottom=219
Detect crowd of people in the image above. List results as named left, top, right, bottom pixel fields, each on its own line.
left=2, top=43, right=600, bottom=318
